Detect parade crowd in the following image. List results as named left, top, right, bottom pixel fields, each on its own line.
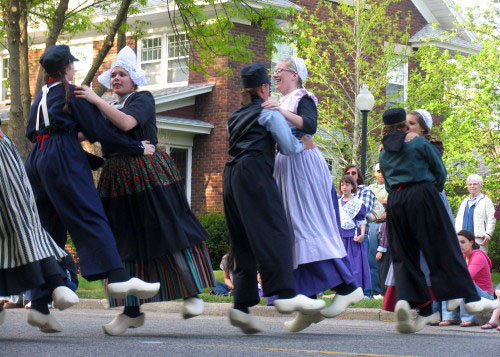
left=1, top=45, right=499, bottom=337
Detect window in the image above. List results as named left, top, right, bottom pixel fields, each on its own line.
left=165, top=145, right=192, bottom=203
left=386, top=59, right=408, bottom=107
left=271, top=42, right=296, bottom=94
left=140, top=33, right=189, bottom=87
left=1, top=58, right=10, bottom=102
left=71, top=44, right=93, bottom=86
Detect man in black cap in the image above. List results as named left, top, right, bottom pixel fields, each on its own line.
left=223, top=63, right=325, bottom=334
left=379, top=108, right=499, bottom=334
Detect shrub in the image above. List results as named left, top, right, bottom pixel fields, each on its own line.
left=198, top=211, right=230, bottom=270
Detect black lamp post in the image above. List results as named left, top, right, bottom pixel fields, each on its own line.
left=355, top=84, right=374, bottom=180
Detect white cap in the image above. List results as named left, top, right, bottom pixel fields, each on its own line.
left=414, top=109, right=433, bottom=130
left=292, top=57, right=308, bottom=84
left=98, top=46, right=147, bottom=89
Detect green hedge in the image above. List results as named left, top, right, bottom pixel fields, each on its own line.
left=199, top=211, right=230, bottom=271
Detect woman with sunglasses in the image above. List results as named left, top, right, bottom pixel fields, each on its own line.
left=262, top=58, right=362, bottom=333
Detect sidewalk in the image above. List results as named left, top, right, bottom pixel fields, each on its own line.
left=73, top=298, right=492, bottom=324
left=74, top=298, right=395, bottom=322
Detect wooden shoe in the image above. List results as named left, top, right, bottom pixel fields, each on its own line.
left=108, top=278, right=160, bottom=299
left=102, top=313, right=145, bottom=336
left=395, top=300, right=439, bottom=334
left=182, top=297, right=204, bottom=319
left=446, top=298, right=462, bottom=311
left=52, top=286, right=79, bottom=311
left=27, top=310, right=62, bottom=333
left=228, top=309, right=263, bottom=334
left=284, top=312, right=324, bottom=333
left=0, top=308, right=5, bottom=326
left=274, top=294, right=325, bottom=315
left=320, top=287, right=363, bottom=318
left=464, top=297, right=500, bottom=314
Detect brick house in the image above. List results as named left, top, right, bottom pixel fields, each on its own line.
left=0, top=0, right=478, bottom=214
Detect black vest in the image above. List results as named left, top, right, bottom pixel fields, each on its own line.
left=227, top=96, right=275, bottom=166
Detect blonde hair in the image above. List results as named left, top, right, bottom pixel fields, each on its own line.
left=280, top=58, right=303, bottom=88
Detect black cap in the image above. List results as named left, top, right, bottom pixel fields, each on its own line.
left=382, top=108, right=406, bottom=125
left=241, top=64, right=270, bottom=88
left=39, top=45, right=79, bottom=74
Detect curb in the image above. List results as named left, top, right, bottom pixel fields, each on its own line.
left=73, top=299, right=396, bottom=321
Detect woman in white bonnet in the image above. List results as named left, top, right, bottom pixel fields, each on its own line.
left=75, top=46, right=215, bottom=336
left=261, top=57, right=363, bottom=332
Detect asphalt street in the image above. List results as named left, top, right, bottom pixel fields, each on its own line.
left=1, top=308, right=498, bottom=356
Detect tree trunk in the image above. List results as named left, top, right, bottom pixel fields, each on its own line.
left=4, top=0, right=25, bottom=153
left=18, top=0, right=32, bottom=159
left=81, top=0, right=133, bottom=87
left=34, top=0, right=70, bottom=95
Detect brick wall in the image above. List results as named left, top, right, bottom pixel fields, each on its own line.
left=189, top=22, right=270, bottom=214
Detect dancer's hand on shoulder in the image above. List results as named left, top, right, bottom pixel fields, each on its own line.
left=141, top=140, right=155, bottom=155
left=74, top=85, right=100, bottom=105
left=261, top=98, right=281, bottom=111
left=301, top=135, right=315, bottom=150
left=404, top=132, right=418, bottom=142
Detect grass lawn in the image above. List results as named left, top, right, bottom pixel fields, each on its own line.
left=76, top=270, right=500, bottom=305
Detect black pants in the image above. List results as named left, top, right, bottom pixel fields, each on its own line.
left=223, top=156, right=295, bottom=307
left=378, top=248, right=391, bottom=296
left=386, top=182, right=478, bottom=307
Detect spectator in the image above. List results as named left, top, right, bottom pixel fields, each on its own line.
left=367, top=163, right=388, bottom=298
left=455, top=174, right=496, bottom=254
left=440, top=230, right=495, bottom=327
left=481, top=284, right=500, bottom=330
left=343, top=164, right=376, bottom=298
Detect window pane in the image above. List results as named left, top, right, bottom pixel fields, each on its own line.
left=142, top=37, right=162, bottom=62
left=168, top=34, right=188, bottom=58
left=2, top=58, right=10, bottom=101
left=386, top=83, right=404, bottom=107
left=169, top=147, right=187, bottom=187
left=142, top=62, right=162, bottom=85
left=167, top=58, right=188, bottom=83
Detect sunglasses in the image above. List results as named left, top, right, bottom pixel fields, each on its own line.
left=346, top=171, right=358, bottom=175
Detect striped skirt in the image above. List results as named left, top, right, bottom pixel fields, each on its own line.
left=0, top=135, right=66, bottom=294
left=105, top=242, right=215, bottom=307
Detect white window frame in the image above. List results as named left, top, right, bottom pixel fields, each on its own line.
left=70, top=43, right=94, bottom=87
left=138, top=33, right=189, bottom=89
left=271, top=42, right=296, bottom=95
left=165, top=144, right=193, bottom=204
left=1, top=57, right=10, bottom=103
left=386, top=59, right=408, bottom=107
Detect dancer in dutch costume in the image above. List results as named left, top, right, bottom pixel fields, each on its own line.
left=262, top=58, right=362, bottom=332
left=223, top=63, right=327, bottom=334
left=75, top=46, right=215, bottom=335
left=25, top=45, right=160, bottom=332
left=379, top=108, right=499, bottom=334
left=0, top=121, right=79, bottom=332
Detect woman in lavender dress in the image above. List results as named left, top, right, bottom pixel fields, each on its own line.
left=262, top=58, right=363, bottom=332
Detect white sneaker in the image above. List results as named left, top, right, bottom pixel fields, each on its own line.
left=182, top=297, right=204, bottom=319
left=228, top=309, right=263, bottom=334
left=52, top=286, right=79, bottom=311
left=395, top=300, right=439, bottom=334
left=27, top=310, right=62, bottom=333
left=284, top=312, right=324, bottom=333
left=108, top=278, right=160, bottom=299
left=464, top=297, right=500, bottom=314
left=321, top=287, right=363, bottom=318
left=274, top=294, right=325, bottom=315
left=446, top=298, right=462, bottom=311
left=0, top=308, right=5, bottom=326
left=102, top=313, right=145, bottom=336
